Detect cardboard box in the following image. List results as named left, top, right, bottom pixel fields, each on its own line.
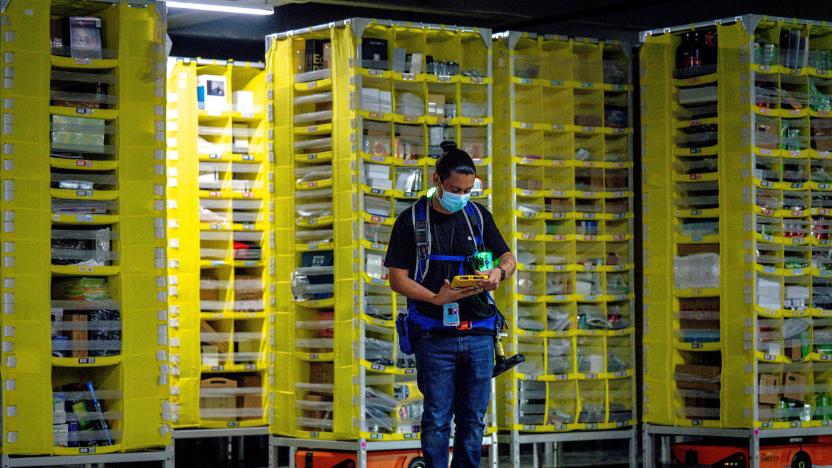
left=683, top=397, right=719, bottom=420
left=674, top=364, right=720, bottom=392
left=759, top=373, right=781, bottom=405
left=65, top=313, right=88, bottom=357
left=201, top=272, right=220, bottom=301
left=783, top=372, right=807, bottom=402
left=302, top=393, right=333, bottom=421
left=200, top=377, right=237, bottom=421
left=679, top=297, right=719, bottom=312
left=677, top=244, right=720, bottom=256
left=200, top=286, right=219, bottom=302
left=234, top=275, right=262, bottom=301
left=679, top=319, right=720, bottom=330
left=200, top=321, right=229, bottom=354
left=308, top=362, right=333, bottom=384
left=323, top=42, right=331, bottom=70
left=786, top=340, right=802, bottom=361
left=237, top=375, right=263, bottom=421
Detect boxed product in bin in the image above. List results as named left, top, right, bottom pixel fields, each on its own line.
left=238, top=375, right=263, bottom=421
left=51, top=115, right=106, bottom=148
left=201, top=345, right=220, bottom=367
left=197, top=75, right=228, bottom=114
left=674, top=364, right=720, bottom=392
left=232, top=124, right=250, bottom=152
left=783, top=372, right=807, bottom=402
left=361, top=38, right=388, bottom=70
left=52, top=17, right=103, bottom=59
left=200, top=377, right=237, bottom=421
left=813, top=118, right=832, bottom=152
left=52, top=277, right=110, bottom=301
left=759, top=373, right=781, bottom=405
left=232, top=91, right=255, bottom=116
left=301, top=393, right=333, bottom=425
left=200, top=321, right=229, bottom=354
left=308, top=362, right=333, bottom=384
left=200, top=272, right=220, bottom=302
left=234, top=275, right=262, bottom=301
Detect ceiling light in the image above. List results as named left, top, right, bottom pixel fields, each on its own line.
left=166, top=1, right=274, bottom=15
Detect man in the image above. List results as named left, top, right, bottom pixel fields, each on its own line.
left=384, top=141, right=516, bottom=468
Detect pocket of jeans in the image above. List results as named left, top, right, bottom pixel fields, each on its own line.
left=468, top=335, right=494, bottom=380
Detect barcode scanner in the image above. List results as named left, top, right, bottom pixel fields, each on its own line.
left=493, top=330, right=525, bottom=378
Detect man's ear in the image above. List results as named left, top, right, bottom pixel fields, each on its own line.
left=432, top=172, right=440, bottom=186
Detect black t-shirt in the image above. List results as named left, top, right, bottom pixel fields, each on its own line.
left=384, top=199, right=510, bottom=324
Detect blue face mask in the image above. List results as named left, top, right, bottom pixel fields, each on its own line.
left=438, top=185, right=470, bottom=212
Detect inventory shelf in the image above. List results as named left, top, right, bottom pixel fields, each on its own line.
left=268, top=17, right=496, bottom=442
left=642, top=15, right=832, bottom=433
left=0, top=0, right=169, bottom=456
left=166, top=57, right=272, bottom=430
left=492, top=31, right=636, bottom=453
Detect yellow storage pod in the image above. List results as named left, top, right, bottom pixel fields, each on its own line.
left=268, top=18, right=495, bottom=441
left=0, top=0, right=169, bottom=456
left=642, top=15, right=832, bottom=431
left=166, top=58, right=272, bottom=429
left=492, top=31, right=636, bottom=437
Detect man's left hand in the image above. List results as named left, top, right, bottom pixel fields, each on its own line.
left=476, top=269, right=501, bottom=291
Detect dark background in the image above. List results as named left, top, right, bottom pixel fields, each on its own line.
left=168, top=0, right=832, bottom=61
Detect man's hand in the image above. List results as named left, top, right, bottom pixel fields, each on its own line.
left=476, top=269, right=501, bottom=291
left=431, top=280, right=481, bottom=305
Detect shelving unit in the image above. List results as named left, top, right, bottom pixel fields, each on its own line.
left=0, top=0, right=169, bottom=457
left=642, top=15, right=832, bottom=461
left=491, top=31, right=637, bottom=467
left=166, top=58, right=272, bottom=430
left=268, top=18, right=496, bottom=443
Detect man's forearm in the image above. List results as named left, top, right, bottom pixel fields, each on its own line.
left=391, top=275, right=437, bottom=304
left=498, top=252, right=516, bottom=278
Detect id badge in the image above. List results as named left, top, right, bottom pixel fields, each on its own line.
left=443, top=302, right=460, bottom=327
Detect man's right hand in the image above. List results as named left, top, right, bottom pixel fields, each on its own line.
left=430, top=280, right=481, bottom=306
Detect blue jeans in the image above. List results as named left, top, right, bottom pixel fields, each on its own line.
left=415, top=333, right=494, bottom=468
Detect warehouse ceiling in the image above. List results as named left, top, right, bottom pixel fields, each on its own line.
left=166, top=0, right=832, bottom=61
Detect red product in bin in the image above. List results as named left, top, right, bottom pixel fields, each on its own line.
left=295, top=449, right=434, bottom=468
left=672, top=436, right=832, bottom=467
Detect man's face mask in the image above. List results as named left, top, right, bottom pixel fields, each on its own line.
left=438, top=183, right=470, bottom=212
